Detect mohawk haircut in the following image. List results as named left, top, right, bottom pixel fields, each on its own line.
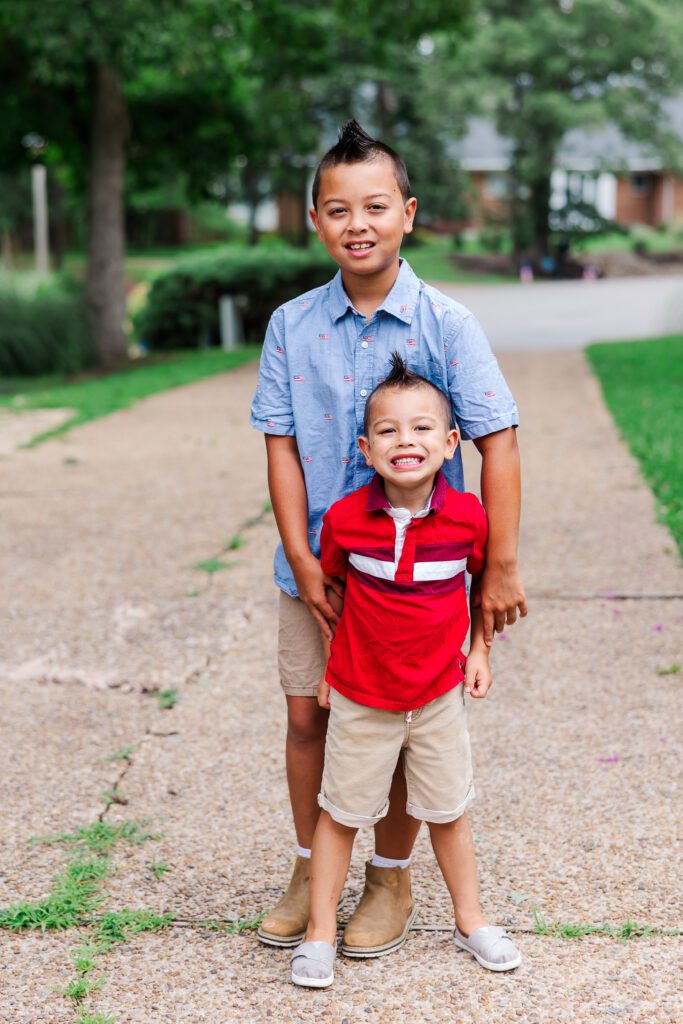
left=363, top=352, right=453, bottom=435
left=312, top=120, right=411, bottom=208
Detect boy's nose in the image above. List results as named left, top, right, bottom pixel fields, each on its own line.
left=348, top=213, right=369, bottom=232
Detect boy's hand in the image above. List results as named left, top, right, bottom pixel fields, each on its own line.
left=292, top=553, right=344, bottom=640
left=480, top=562, right=528, bottom=647
left=464, top=649, right=493, bottom=699
left=317, top=676, right=331, bottom=709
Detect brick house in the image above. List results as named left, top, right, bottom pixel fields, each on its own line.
left=453, top=98, right=683, bottom=230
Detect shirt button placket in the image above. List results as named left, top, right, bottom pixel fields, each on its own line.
left=355, top=316, right=375, bottom=486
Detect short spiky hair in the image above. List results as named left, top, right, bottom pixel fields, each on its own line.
left=363, top=352, right=453, bottom=435
left=312, top=120, right=411, bottom=208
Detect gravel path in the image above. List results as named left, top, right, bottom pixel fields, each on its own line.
left=0, top=354, right=681, bottom=1024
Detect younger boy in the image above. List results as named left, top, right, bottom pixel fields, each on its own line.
left=251, top=120, right=526, bottom=955
left=290, top=354, right=521, bottom=987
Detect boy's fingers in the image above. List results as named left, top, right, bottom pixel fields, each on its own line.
left=482, top=609, right=495, bottom=646
left=324, top=574, right=345, bottom=600
left=506, top=607, right=518, bottom=625
left=494, top=611, right=506, bottom=634
left=519, top=598, right=529, bottom=617
left=309, top=605, right=333, bottom=640
left=318, top=596, right=339, bottom=626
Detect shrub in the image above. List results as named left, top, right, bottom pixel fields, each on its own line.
left=0, top=275, right=93, bottom=376
left=135, top=244, right=335, bottom=349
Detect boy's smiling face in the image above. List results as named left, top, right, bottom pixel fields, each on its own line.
left=358, top=385, right=458, bottom=503
left=309, top=157, right=417, bottom=282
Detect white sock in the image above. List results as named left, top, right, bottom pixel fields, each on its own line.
left=297, top=845, right=312, bottom=859
left=371, top=853, right=411, bottom=870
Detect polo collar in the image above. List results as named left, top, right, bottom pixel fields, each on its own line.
left=366, top=469, right=448, bottom=514
left=329, top=259, right=421, bottom=324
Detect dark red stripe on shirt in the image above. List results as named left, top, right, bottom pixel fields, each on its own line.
left=413, top=542, right=473, bottom=562
left=349, top=563, right=466, bottom=596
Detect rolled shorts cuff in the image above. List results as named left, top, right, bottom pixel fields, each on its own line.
left=280, top=681, right=320, bottom=698
left=406, top=784, right=475, bottom=824
left=318, top=791, right=389, bottom=830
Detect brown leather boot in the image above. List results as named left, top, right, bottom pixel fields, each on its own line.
left=341, top=861, right=416, bottom=957
left=257, top=855, right=310, bottom=947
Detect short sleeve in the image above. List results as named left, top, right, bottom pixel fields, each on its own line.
left=466, top=498, right=488, bottom=577
left=249, top=307, right=295, bottom=436
left=320, top=510, right=348, bottom=578
left=444, top=311, right=519, bottom=441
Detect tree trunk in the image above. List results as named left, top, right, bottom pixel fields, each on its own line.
left=86, top=63, right=129, bottom=368
left=530, top=171, right=552, bottom=259
left=1, top=228, right=14, bottom=269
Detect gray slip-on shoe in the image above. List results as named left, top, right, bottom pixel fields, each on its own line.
left=454, top=925, right=522, bottom=971
left=291, top=940, right=337, bottom=988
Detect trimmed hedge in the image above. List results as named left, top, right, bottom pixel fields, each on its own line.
left=135, top=244, right=335, bottom=349
left=0, top=275, right=93, bottom=377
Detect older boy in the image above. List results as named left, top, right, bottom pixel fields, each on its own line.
left=250, top=120, right=526, bottom=956
left=291, top=354, right=521, bottom=987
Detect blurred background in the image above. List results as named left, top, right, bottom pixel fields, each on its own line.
left=1, top=0, right=682, bottom=374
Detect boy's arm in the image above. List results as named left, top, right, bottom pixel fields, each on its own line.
left=464, top=578, right=493, bottom=699
left=317, top=587, right=344, bottom=709
left=473, top=427, right=527, bottom=647
left=265, top=434, right=342, bottom=639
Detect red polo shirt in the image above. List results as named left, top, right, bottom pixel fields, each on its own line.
left=320, top=471, right=487, bottom=712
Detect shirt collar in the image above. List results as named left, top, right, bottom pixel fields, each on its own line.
left=328, top=259, right=421, bottom=324
left=366, top=469, right=448, bottom=515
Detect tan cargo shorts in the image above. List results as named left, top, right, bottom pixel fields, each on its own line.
left=319, top=686, right=474, bottom=829
left=278, top=591, right=326, bottom=698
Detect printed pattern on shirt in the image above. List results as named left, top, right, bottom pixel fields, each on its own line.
left=250, top=259, right=517, bottom=598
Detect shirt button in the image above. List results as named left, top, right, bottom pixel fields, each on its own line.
left=360, top=388, right=368, bottom=397
left=361, top=340, right=369, bottom=349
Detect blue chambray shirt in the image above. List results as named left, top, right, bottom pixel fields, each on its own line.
left=250, top=259, right=519, bottom=597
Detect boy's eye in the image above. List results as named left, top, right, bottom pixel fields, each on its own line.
left=368, top=204, right=386, bottom=211
left=415, top=425, right=432, bottom=431
left=329, top=207, right=346, bottom=216
left=379, top=428, right=395, bottom=435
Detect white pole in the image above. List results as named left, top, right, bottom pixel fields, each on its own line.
left=31, top=164, right=49, bottom=273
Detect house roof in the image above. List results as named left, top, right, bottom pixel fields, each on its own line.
left=453, top=96, right=683, bottom=174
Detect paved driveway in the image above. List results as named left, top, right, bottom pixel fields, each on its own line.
left=438, top=274, right=683, bottom=350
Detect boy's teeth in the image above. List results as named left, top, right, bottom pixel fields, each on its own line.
left=394, top=457, right=421, bottom=465
left=349, top=242, right=373, bottom=249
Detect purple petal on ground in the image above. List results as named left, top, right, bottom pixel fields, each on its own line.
left=597, top=755, right=620, bottom=763
left=498, top=633, right=509, bottom=640
left=651, top=624, right=664, bottom=632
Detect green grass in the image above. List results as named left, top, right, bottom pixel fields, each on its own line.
left=586, top=334, right=683, bottom=557
left=532, top=910, right=673, bottom=941
left=406, top=233, right=511, bottom=284
left=149, top=860, right=172, bottom=880
left=656, top=663, right=680, bottom=676
left=0, top=347, right=259, bottom=446
left=193, top=557, right=234, bottom=575
left=155, top=688, right=179, bottom=710
left=29, top=820, right=160, bottom=855
left=100, top=745, right=136, bottom=763
left=576, top=224, right=683, bottom=255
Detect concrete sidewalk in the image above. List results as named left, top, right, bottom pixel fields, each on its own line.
left=0, top=354, right=681, bottom=1024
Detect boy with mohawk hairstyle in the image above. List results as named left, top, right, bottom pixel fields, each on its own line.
left=291, top=353, right=522, bottom=986
left=251, top=120, right=526, bottom=958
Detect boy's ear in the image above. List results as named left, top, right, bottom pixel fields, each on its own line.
left=443, top=427, right=459, bottom=461
left=358, top=435, right=372, bottom=466
left=309, top=207, right=322, bottom=239
left=403, top=197, right=417, bottom=235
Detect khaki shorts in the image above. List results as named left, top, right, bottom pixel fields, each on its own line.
left=278, top=591, right=326, bottom=697
left=319, top=686, right=474, bottom=829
